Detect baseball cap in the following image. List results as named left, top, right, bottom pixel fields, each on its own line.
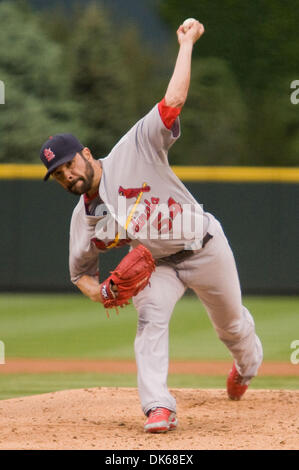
left=40, top=133, right=84, bottom=181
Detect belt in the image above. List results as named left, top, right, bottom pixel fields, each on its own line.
left=157, top=232, right=213, bottom=264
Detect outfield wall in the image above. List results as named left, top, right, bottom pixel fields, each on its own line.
left=0, top=166, right=298, bottom=294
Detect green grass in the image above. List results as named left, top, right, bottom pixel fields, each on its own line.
left=0, top=373, right=298, bottom=401
left=0, top=293, right=137, bottom=359
left=0, top=293, right=298, bottom=361
left=170, top=295, right=299, bottom=361
left=0, top=293, right=298, bottom=400
left=0, top=373, right=137, bottom=400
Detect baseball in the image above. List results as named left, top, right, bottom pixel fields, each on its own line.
left=182, top=18, right=196, bottom=33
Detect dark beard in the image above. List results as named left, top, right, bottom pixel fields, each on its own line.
left=67, top=158, right=95, bottom=195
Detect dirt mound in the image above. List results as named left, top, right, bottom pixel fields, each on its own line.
left=0, top=387, right=298, bottom=450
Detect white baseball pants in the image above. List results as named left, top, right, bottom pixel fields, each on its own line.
left=133, top=216, right=263, bottom=415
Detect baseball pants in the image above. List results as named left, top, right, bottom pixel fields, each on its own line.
left=133, top=216, right=263, bottom=415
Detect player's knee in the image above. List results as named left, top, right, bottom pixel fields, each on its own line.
left=213, top=305, right=255, bottom=342
left=136, top=318, right=148, bottom=335
left=134, top=319, right=169, bottom=356
left=136, top=317, right=168, bottom=335
left=216, top=319, right=248, bottom=342
left=136, top=318, right=168, bottom=339
left=134, top=296, right=173, bottom=321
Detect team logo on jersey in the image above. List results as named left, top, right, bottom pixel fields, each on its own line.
left=91, top=237, right=131, bottom=251
left=118, top=185, right=151, bottom=199
left=44, top=148, right=55, bottom=162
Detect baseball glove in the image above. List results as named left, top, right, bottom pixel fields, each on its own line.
left=99, top=244, right=155, bottom=313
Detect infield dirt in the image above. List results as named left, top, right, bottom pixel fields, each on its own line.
left=0, top=387, right=298, bottom=450
left=0, top=358, right=297, bottom=375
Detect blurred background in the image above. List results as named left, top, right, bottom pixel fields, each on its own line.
left=0, top=0, right=299, bottom=166
left=0, top=0, right=298, bottom=293
left=0, top=0, right=298, bottom=398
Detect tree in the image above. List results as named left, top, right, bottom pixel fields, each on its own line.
left=38, top=1, right=166, bottom=156
left=247, top=77, right=299, bottom=165
left=65, top=3, right=141, bottom=156
left=159, top=0, right=299, bottom=165
left=169, top=58, right=249, bottom=165
left=0, top=1, right=82, bottom=163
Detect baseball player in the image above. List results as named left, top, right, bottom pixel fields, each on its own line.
left=40, top=20, right=263, bottom=433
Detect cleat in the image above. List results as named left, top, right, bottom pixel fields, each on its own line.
left=227, top=363, right=249, bottom=400
left=144, top=407, right=177, bottom=433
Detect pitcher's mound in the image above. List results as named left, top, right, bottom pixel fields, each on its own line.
left=0, top=387, right=298, bottom=450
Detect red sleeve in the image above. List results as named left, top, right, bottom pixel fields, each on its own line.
left=158, top=97, right=182, bottom=130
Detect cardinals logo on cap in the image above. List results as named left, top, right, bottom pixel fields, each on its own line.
left=44, top=148, right=55, bottom=162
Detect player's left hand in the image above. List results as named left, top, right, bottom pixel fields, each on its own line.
left=177, top=20, right=205, bottom=46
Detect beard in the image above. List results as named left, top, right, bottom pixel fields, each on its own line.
left=67, top=157, right=95, bottom=195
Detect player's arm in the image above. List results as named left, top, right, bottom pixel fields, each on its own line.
left=75, top=275, right=103, bottom=302
left=69, top=204, right=104, bottom=302
left=164, top=20, right=204, bottom=109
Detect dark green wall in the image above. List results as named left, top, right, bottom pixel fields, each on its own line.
left=185, top=182, right=299, bottom=294
left=1, top=180, right=298, bottom=294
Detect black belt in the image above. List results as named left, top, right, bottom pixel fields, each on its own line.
left=157, top=233, right=213, bottom=264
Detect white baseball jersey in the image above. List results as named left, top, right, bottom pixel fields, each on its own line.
left=69, top=102, right=217, bottom=283
left=68, top=100, right=263, bottom=417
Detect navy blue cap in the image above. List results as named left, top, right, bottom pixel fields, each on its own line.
left=40, top=133, right=84, bottom=181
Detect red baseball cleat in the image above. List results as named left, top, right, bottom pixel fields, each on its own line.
left=144, top=407, right=177, bottom=433
left=227, top=363, right=249, bottom=400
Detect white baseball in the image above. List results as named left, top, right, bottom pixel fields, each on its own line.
left=182, top=18, right=196, bottom=33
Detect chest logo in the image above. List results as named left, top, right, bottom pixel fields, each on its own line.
left=118, top=185, right=151, bottom=199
